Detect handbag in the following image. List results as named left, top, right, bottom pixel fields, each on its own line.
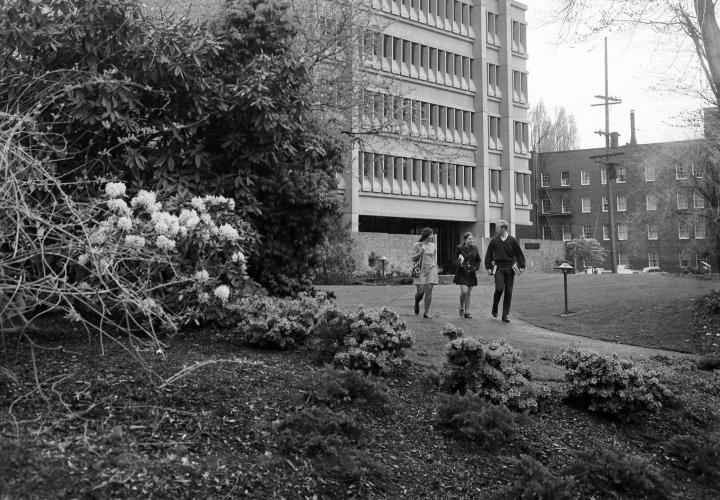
left=411, top=252, right=424, bottom=278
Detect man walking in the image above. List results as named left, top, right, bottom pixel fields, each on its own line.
left=484, top=220, right=525, bottom=322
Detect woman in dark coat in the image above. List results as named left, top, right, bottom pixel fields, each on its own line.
left=453, top=232, right=481, bottom=318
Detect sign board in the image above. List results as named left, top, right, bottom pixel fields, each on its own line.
left=525, top=243, right=540, bottom=250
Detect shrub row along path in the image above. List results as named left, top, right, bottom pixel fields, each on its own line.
left=318, top=283, right=695, bottom=381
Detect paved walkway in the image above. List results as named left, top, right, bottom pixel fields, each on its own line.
left=317, top=284, right=696, bottom=381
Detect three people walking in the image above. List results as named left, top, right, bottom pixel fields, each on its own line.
left=484, top=220, right=525, bottom=322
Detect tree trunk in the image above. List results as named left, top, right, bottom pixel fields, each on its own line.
left=696, top=0, right=720, bottom=101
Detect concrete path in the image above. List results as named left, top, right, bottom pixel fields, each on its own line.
left=317, top=284, right=696, bottom=381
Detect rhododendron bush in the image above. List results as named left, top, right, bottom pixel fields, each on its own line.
left=0, top=116, right=257, bottom=347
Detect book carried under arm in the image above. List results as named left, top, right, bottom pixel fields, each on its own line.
left=512, top=263, right=522, bottom=276
left=457, top=254, right=464, bottom=265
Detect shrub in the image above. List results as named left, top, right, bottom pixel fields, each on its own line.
left=314, top=224, right=357, bottom=285
left=554, top=347, right=673, bottom=420
left=311, top=307, right=414, bottom=376
left=273, top=406, right=363, bottom=457
left=567, top=447, right=671, bottom=499
left=230, top=291, right=335, bottom=349
left=434, top=392, right=519, bottom=450
left=489, top=454, right=576, bottom=500
left=697, top=354, right=720, bottom=371
left=665, top=433, right=720, bottom=486
left=297, top=367, right=389, bottom=412
left=441, top=323, right=464, bottom=341
left=694, top=288, right=720, bottom=315
left=439, top=337, right=543, bottom=411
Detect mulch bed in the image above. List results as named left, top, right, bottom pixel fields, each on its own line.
left=2, top=321, right=720, bottom=499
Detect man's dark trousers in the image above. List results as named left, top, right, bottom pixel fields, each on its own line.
left=492, top=265, right=515, bottom=317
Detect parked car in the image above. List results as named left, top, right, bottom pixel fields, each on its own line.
left=681, top=260, right=712, bottom=274
left=642, top=266, right=666, bottom=274
left=616, top=265, right=634, bottom=274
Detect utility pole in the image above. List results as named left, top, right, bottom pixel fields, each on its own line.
left=590, top=37, right=622, bottom=273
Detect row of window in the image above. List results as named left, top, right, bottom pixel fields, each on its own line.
left=358, top=151, right=477, bottom=200
left=487, top=13, right=527, bottom=54
left=362, top=31, right=475, bottom=91
left=543, top=192, right=706, bottom=215
left=553, top=222, right=706, bottom=242
left=488, top=117, right=530, bottom=154
left=370, top=0, right=476, bottom=39
left=488, top=171, right=532, bottom=207
left=487, top=64, right=528, bottom=104
left=543, top=163, right=704, bottom=187
left=361, top=91, right=476, bottom=145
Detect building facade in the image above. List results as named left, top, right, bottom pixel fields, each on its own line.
left=532, top=139, right=715, bottom=272
left=340, top=0, right=531, bottom=272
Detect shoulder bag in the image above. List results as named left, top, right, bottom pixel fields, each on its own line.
left=411, top=252, right=424, bottom=278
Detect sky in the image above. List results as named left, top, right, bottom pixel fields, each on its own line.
left=526, top=3, right=708, bottom=149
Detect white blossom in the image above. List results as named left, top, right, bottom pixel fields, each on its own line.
left=190, top=197, right=207, bottom=213
left=151, top=211, right=180, bottom=237
left=230, top=251, right=246, bottom=263
left=199, top=213, right=213, bottom=225
left=130, top=190, right=158, bottom=212
left=116, top=216, right=133, bottom=231
left=107, top=198, right=131, bottom=215
left=155, top=235, right=176, bottom=251
left=105, top=182, right=126, bottom=198
left=141, top=298, right=158, bottom=311
left=178, top=209, right=200, bottom=230
left=124, top=235, right=146, bottom=249
left=218, top=223, right=240, bottom=242
left=194, top=270, right=210, bottom=282
left=198, top=292, right=210, bottom=304
left=78, top=253, right=91, bottom=266
left=213, top=285, right=230, bottom=303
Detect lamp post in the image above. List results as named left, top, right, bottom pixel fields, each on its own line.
left=379, top=256, right=387, bottom=279
left=554, top=262, right=575, bottom=315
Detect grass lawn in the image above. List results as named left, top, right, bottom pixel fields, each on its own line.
left=512, top=273, right=720, bottom=353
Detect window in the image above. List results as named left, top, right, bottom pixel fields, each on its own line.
left=679, top=252, right=690, bottom=267
left=487, top=12, right=499, bottom=46
left=581, top=170, right=590, bottom=185
left=488, top=116, right=501, bottom=150
left=601, top=167, right=607, bottom=184
left=676, top=163, right=687, bottom=180
left=487, top=63, right=500, bottom=97
left=541, top=198, right=551, bottom=214
left=602, top=225, right=610, bottom=241
left=542, top=225, right=553, bottom=240
left=678, top=222, right=690, bottom=239
left=561, top=171, right=570, bottom=186
left=582, top=225, right=592, bottom=239
left=648, top=252, right=660, bottom=267
left=515, top=172, right=531, bottom=206
left=692, top=163, right=703, bottom=178
left=489, top=169, right=503, bottom=204
left=616, top=166, right=626, bottom=183
left=514, top=121, right=529, bottom=154
left=618, top=252, right=629, bottom=267
left=677, top=193, right=689, bottom=210
left=618, top=223, right=628, bottom=241
left=540, top=172, right=550, bottom=187
left=581, top=197, right=591, bottom=213
left=696, top=222, right=706, bottom=239
left=646, top=194, right=657, bottom=211
left=562, top=225, right=572, bottom=242
left=512, top=71, right=528, bottom=104
left=602, top=196, right=608, bottom=212
left=561, top=198, right=571, bottom=213
left=645, top=164, right=656, bottom=181
left=647, top=225, right=658, bottom=240
left=512, top=20, right=527, bottom=54
left=616, top=195, right=627, bottom=212
left=694, top=192, right=705, bottom=209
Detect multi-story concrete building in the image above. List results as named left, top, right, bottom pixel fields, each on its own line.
left=340, top=0, right=531, bottom=272
left=532, top=118, right=715, bottom=272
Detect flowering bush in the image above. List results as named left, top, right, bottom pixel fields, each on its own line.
left=441, top=323, right=465, bottom=341
left=439, top=337, right=543, bottom=411
left=71, top=184, right=257, bottom=330
left=230, top=291, right=335, bottom=349
left=311, top=307, right=414, bottom=376
left=554, top=347, right=673, bottom=419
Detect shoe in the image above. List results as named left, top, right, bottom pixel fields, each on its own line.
left=491, top=311, right=498, bottom=318
left=464, top=313, right=472, bottom=318
left=423, top=313, right=433, bottom=319
left=459, top=308, right=464, bottom=317
left=502, top=316, right=510, bottom=322
left=414, top=301, right=420, bottom=315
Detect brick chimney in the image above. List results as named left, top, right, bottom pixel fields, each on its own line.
left=629, top=110, right=637, bottom=145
